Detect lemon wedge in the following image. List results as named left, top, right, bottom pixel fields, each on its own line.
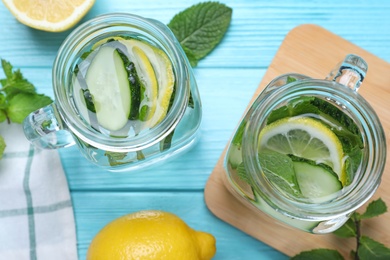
left=259, top=117, right=345, bottom=180
left=2, top=0, right=95, bottom=32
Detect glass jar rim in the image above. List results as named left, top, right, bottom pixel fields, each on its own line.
left=52, top=13, right=189, bottom=152
left=243, top=79, right=386, bottom=220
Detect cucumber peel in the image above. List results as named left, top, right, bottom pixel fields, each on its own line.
left=290, top=155, right=342, bottom=200
left=116, top=48, right=141, bottom=120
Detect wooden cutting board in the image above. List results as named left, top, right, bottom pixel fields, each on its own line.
left=204, top=24, right=390, bottom=258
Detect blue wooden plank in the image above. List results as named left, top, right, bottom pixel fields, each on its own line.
left=72, top=191, right=288, bottom=260
left=1, top=0, right=390, bottom=68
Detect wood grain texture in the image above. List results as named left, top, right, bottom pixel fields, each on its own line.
left=205, top=24, right=390, bottom=258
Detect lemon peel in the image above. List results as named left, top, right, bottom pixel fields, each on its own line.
left=87, top=210, right=216, bottom=260
left=2, top=0, right=95, bottom=32
left=259, top=117, right=345, bottom=180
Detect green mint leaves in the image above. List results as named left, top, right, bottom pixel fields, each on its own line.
left=258, top=151, right=302, bottom=197
left=357, top=236, right=390, bottom=260
left=359, top=198, right=387, bottom=219
left=0, top=59, right=52, bottom=124
left=7, top=93, right=52, bottom=123
left=168, top=1, right=232, bottom=67
left=292, top=249, right=344, bottom=260
left=0, top=59, right=53, bottom=158
left=332, top=198, right=387, bottom=239
left=292, top=198, right=390, bottom=260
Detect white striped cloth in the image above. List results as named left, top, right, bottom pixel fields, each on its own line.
left=0, top=123, right=77, bottom=260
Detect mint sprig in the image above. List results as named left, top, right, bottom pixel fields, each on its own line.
left=0, top=59, right=53, bottom=158
left=292, top=198, right=390, bottom=260
left=168, top=1, right=232, bottom=67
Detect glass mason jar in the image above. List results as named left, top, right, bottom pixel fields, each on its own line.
left=223, top=54, right=386, bottom=234
left=23, top=13, right=201, bottom=171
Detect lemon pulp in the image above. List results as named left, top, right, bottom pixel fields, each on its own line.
left=2, top=0, right=95, bottom=32
left=259, top=116, right=345, bottom=180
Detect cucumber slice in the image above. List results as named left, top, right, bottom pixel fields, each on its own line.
left=115, top=49, right=141, bottom=120
left=292, top=158, right=342, bottom=201
left=85, top=46, right=131, bottom=131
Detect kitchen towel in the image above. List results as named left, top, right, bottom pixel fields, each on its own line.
left=0, top=123, right=77, bottom=260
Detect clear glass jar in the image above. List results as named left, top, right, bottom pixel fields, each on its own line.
left=23, top=13, right=201, bottom=171
left=223, top=55, right=386, bottom=233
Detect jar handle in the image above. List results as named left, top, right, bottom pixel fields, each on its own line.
left=325, top=54, right=368, bottom=92
left=22, top=103, right=75, bottom=149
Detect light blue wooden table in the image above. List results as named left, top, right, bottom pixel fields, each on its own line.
left=1, top=0, right=390, bottom=259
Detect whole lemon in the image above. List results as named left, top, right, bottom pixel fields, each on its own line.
left=87, top=210, right=216, bottom=260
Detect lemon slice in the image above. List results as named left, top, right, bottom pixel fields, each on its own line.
left=2, top=0, right=95, bottom=32
left=151, top=48, right=175, bottom=126
left=259, top=117, right=345, bottom=179
left=119, top=38, right=175, bottom=127
left=132, top=46, right=158, bottom=122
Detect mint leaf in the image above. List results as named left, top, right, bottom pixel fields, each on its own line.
left=232, top=120, right=246, bottom=147
left=0, top=93, right=7, bottom=122
left=0, top=135, right=5, bottom=159
left=258, top=151, right=301, bottom=197
left=4, top=76, right=36, bottom=96
left=359, top=198, right=387, bottom=220
left=1, top=59, right=13, bottom=79
left=7, top=93, right=52, bottom=123
left=0, top=93, right=6, bottom=109
left=333, top=218, right=356, bottom=238
left=312, top=97, right=360, bottom=135
left=358, top=236, right=390, bottom=260
left=266, top=96, right=318, bottom=124
left=1, top=58, right=52, bottom=161
left=168, top=1, right=232, bottom=66
left=2, top=70, right=36, bottom=98
left=104, top=151, right=128, bottom=166
left=287, top=76, right=297, bottom=83
left=182, top=46, right=199, bottom=67
left=291, top=248, right=344, bottom=260
left=237, top=162, right=250, bottom=183
left=0, top=110, right=6, bottom=123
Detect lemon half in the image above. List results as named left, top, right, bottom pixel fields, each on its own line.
left=2, top=0, right=95, bottom=32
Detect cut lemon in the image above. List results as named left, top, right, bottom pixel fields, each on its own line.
left=259, top=117, right=345, bottom=180
left=2, top=0, right=95, bottom=32
left=119, top=38, right=175, bottom=127
left=132, top=45, right=159, bottom=122
left=151, top=47, right=175, bottom=126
